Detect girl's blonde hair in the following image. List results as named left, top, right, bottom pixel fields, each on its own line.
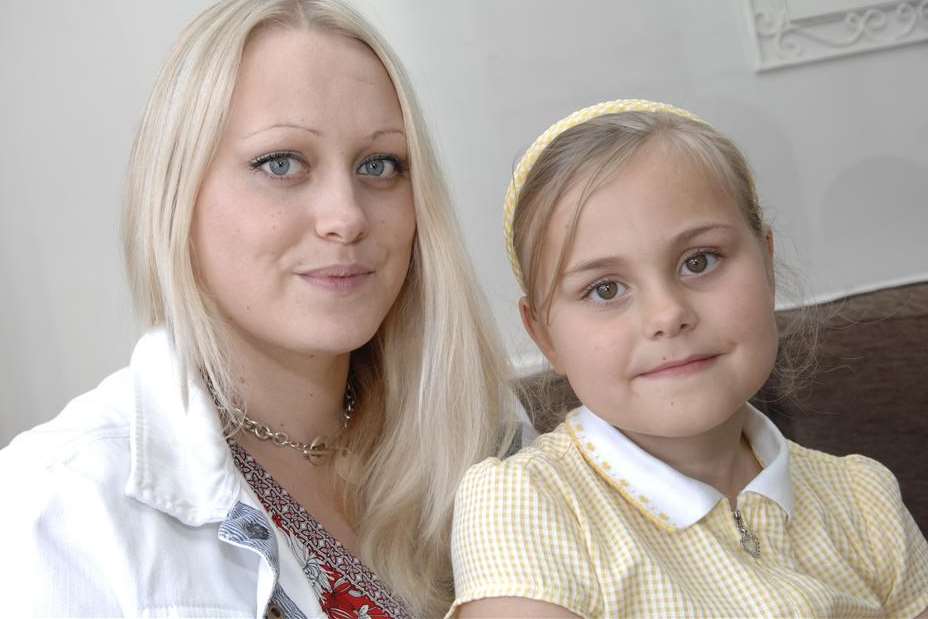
left=512, top=111, right=816, bottom=400
left=123, top=1, right=515, bottom=614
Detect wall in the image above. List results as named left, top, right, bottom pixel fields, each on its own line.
left=2, top=0, right=926, bottom=445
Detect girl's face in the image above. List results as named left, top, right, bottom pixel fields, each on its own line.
left=522, top=140, right=778, bottom=439
left=192, top=28, right=416, bottom=360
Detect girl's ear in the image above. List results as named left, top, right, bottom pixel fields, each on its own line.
left=519, top=297, right=563, bottom=375
left=764, top=227, right=776, bottom=285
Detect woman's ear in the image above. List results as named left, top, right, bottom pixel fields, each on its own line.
left=519, top=297, right=563, bottom=375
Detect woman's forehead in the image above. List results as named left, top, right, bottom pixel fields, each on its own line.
left=227, top=27, right=404, bottom=139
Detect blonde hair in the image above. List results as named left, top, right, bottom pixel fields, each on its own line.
left=123, top=1, right=515, bottom=614
left=511, top=110, right=817, bottom=400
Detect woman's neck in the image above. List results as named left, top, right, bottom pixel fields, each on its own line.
left=224, top=327, right=351, bottom=442
left=621, top=404, right=762, bottom=505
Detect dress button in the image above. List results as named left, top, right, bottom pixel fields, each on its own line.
left=265, top=603, right=283, bottom=618
left=245, top=521, right=270, bottom=540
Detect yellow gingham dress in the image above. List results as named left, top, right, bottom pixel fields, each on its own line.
left=448, top=406, right=928, bottom=618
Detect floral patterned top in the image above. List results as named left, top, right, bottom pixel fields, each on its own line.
left=230, top=442, right=412, bottom=619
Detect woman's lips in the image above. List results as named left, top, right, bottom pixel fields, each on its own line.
left=637, top=354, right=720, bottom=379
left=297, top=264, right=374, bottom=291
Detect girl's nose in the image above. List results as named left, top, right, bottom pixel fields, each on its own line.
left=642, top=284, right=698, bottom=339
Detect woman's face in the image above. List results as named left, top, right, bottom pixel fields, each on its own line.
left=192, top=27, right=416, bottom=359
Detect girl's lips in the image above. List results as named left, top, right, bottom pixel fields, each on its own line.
left=637, top=354, right=720, bottom=379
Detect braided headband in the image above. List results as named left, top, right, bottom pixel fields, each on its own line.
left=503, top=98, right=706, bottom=290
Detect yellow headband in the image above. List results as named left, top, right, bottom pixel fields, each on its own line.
left=503, top=98, right=706, bottom=290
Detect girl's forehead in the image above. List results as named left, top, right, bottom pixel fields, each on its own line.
left=545, top=146, right=743, bottom=257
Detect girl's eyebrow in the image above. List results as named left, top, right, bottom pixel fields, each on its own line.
left=670, top=222, right=736, bottom=244
left=564, top=255, right=627, bottom=278
left=563, top=223, right=735, bottom=278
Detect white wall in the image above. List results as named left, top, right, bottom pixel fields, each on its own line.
left=2, top=1, right=926, bottom=446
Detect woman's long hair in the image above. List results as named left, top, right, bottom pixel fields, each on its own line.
left=123, top=1, right=516, bottom=614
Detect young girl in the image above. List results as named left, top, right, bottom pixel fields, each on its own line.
left=448, top=99, right=928, bottom=618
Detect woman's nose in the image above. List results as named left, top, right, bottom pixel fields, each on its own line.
left=313, top=172, right=368, bottom=244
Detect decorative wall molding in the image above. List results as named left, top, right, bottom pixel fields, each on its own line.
left=746, top=0, right=928, bottom=71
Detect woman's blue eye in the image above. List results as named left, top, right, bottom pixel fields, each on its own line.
left=267, top=157, right=291, bottom=176
left=251, top=153, right=304, bottom=179
left=586, top=280, right=628, bottom=304
left=358, top=156, right=402, bottom=178
left=680, top=252, right=721, bottom=277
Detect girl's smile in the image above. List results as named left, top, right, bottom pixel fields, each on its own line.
left=635, top=353, right=721, bottom=379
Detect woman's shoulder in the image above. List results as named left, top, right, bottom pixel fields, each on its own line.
left=1, top=366, right=134, bottom=487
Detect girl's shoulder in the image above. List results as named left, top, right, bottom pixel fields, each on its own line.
left=786, top=440, right=919, bottom=541
left=787, top=440, right=900, bottom=495
left=460, top=417, right=584, bottom=492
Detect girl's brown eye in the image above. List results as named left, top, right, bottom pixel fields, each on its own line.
left=680, top=252, right=720, bottom=277
left=686, top=254, right=708, bottom=273
left=595, top=281, right=619, bottom=300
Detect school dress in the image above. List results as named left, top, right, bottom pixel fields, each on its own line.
left=0, top=328, right=408, bottom=619
left=448, top=405, right=928, bottom=618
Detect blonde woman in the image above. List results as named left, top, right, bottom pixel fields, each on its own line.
left=0, top=1, right=513, bottom=617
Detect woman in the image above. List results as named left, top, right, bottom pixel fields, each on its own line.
left=0, top=1, right=513, bottom=617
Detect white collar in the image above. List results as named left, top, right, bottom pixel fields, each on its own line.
left=566, top=403, right=794, bottom=531
left=124, top=328, right=240, bottom=526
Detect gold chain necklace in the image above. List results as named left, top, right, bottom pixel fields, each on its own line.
left=239, top=403, right=351, bottom=465
left=214, top=379, right=357, bottom=466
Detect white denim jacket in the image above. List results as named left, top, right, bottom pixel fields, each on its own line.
left=0, top=329, right=326, bottom=618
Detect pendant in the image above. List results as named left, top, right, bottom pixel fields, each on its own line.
left=740, top=530, right=761, bottom=558
left=732, top=508, right=761, bottom=559
left=302, top=436, right=331, bottom=465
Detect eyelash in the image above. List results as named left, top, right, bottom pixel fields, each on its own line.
left=680, top=249, right=723, bottom=277
left=361, top=153, right=407, bottom=177
left=249, top=151, right=303, bottom=179
left=248, top=152, right=408, bottom=181
left=579, top=249, right=723, bottom=304
left=581, top=279, right=628, bottom=305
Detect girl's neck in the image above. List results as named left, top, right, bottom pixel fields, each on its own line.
left=224, top=326, right=351, bottom=442
left=620, top=404, right=762, bottom=505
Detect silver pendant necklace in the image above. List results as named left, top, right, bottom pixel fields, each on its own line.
left=733, top=508, right=761, bottom=558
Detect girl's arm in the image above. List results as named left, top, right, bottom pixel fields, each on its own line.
left=458, top=597, right=582, bottom=618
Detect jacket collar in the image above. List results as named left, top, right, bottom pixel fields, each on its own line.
left=125, top=328, right=240, bottom=526
left=566, top=403, right=794, bottom=532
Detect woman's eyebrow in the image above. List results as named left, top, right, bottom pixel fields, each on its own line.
left=241, top=124, right=405, bottom=141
